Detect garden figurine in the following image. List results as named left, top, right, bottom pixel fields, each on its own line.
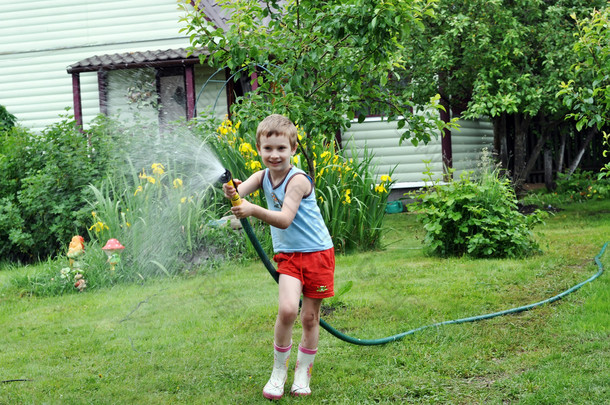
left=74, top=273, right=87, bottom=292
left=101, top=238, right=125, bottom=271
left=67, top=235, right=85, bottom=270
left=223, top=114, right=335, bottom=400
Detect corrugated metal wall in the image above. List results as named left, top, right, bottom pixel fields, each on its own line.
left=342, top=117, right=494, bottom=187
left=0, top=0, right=192, bottom=132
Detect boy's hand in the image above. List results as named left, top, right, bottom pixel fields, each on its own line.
left=222, top=179, right=242, bottom=200
left=231, top=199, right=255, bottom=219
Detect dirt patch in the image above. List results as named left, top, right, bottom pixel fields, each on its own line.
left=321, top=303, right=347, bottom=317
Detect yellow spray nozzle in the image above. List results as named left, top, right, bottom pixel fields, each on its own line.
left=227, top=178, right=242, bottom=206
left=221, top=169, right=242, bottom=206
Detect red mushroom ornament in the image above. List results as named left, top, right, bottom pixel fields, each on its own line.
left=102, top=238, right=125, bottom=270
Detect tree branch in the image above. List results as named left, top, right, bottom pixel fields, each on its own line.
left=306, top=52, right=370, bottom=98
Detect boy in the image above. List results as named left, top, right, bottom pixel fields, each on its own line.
left=223, top=114, right=335, bottom=399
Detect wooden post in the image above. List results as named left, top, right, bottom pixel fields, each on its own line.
left=71, top=73, right=83, bottom=129
left=185, top=65, right=196, bottom=120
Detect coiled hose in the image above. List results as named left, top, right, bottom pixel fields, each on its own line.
left=240, top=217, right=608, bottom=346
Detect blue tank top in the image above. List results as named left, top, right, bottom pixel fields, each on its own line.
left=261, top=167, right=333, bottom=253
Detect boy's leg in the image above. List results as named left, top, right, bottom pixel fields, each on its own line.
left=291, top=296, right=322, bottom=396
left=299, top=296, right=322, bottom=349
left=274, top=274, right=303, bottom=346
left=263, top=274, right=302, bottom=400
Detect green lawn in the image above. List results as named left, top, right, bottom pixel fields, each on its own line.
left=1, top=199, right=608, bottom=404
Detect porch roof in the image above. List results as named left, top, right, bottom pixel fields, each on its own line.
left=66, top=48, right=209, bottom=74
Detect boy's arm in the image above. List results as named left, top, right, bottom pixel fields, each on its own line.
left=233, top=170, right=263, bottom=197
left=230, top=174, right=310, bottom=229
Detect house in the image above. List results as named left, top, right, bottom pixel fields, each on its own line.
left=342, top=117, right=493, bottom=188
left=0, top=0, right=231, bottom=132
left=0, top=0, right=492, bottom=187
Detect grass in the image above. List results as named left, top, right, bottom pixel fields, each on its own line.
left=1, top=199, right=609, bottom=404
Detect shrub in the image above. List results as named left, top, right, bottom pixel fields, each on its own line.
left=0, top=114, right=125, bottom=262
left=555, top=170, right=610, bottom=202
left=409, top=159, right=545, bottom=258
left=0, top=104, right=16, bottom=132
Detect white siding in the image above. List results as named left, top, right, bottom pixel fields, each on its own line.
left=342, top=117, right=494, bottom=187
left=451, top=119, right=494, bottom=176
left=0, top=0, right=193, bottom=132
left=342, top=118, right=444, bottom=187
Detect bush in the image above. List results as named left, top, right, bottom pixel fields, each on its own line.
left=0, top=114, right=125, bottom=262
left=555, top=170, right=610, bottom=202
left=409, top=159, right=545, bottom=258
left=0, top=104, right=16, bottom=132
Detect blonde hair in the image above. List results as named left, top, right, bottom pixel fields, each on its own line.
left=256, top=114, right=298, bottom=149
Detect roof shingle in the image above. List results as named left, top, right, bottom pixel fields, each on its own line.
left=67, top=48, right=208, bottom=73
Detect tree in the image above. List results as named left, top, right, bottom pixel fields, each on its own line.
left=559, top=6, right=610, bottom=178
left=406, top=0, right=607, bottom=187
left=179, top=0, right=454, bottom=177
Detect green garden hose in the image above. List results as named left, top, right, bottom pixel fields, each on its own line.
left=240, top=217, right=608, bottom=346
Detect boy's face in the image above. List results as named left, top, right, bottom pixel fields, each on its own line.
left=257, top=134, right=296, bottom=174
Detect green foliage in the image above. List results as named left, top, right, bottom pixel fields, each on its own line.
left=180, top=0, right=454, bottom=156
left=409, top=159, right=545, bottom=258
left=0, top=104, right=17, bottom=132
left=309, top=140, right=394, bottom=253
left=4, top=114, right=276, bottom=295
left=555, top=170, right=610, bottom=202
left=0, top=113, right=125, bottom=262
left=408, top=1, right=607, bottom=183
left=558, top=6, right=610, bottom=178
left=85, top=161, right=236, bottom=281
left=558, top=6, right=610, bottom=132
left=408, top=0, right=605, bottom=120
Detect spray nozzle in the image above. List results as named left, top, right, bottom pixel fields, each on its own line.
left=220, top=168, right=242, bottom=206
left=219, top=168, right=232, bottom=184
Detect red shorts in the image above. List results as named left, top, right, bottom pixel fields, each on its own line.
left=273, top=248, right=335, bottom=299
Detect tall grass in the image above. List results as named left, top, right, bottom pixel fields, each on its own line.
left=310, top=140, right=394, bottom=252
